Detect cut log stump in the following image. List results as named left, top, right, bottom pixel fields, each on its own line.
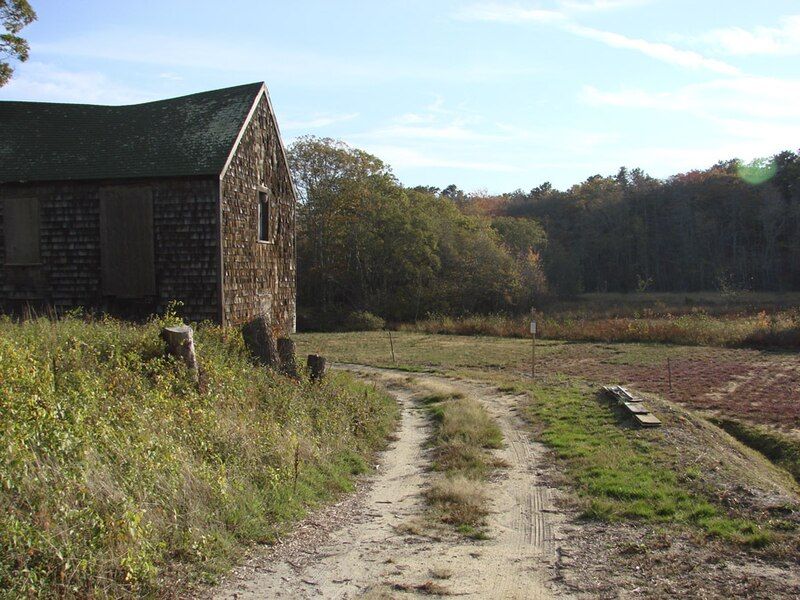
left=278, top=337, right=299, bottom=379
left=242, top=315, right=278, bottom=368
left=307, top=354, right=326, bottom=382
left=160, top=325, right=199, bottom=381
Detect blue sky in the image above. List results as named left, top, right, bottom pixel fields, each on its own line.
left=3, top=1, right=800, bottom=192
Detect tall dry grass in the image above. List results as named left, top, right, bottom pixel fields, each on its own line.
left=401, top=308, right=800, bottom=348
left=0, top=312, right=397, bottom=598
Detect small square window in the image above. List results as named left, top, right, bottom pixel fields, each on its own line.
left=258, top=191, right=270, bottom=242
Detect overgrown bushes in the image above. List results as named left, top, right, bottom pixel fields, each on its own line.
left=0, top=314, right=397, bottom=598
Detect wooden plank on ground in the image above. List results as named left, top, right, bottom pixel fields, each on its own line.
left=623, top=401, right=650, bottom=415
left=634, top=413, right=662, bottom=427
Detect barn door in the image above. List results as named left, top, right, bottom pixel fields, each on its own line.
left=99, top=186, right=156, bottom=297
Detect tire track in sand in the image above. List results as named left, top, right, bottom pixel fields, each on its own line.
left=211, top=367, right=571, bottom=599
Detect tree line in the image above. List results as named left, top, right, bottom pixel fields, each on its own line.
left=288, top=136, right=800, bottom=326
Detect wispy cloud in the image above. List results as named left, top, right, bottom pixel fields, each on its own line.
left=282, top=113, right=359, bottom=130
left=697, top=15, right=800, bottom=56
left=455, top=0, right=649, bottom=21
left=456, top=2, right=740, bottom=75
left=582, top=76, right=800, bottom=119
left=559, top=0, right=650, bottom=11
left=565, top=24, right=740, bottom=75
left=359, top=123, right=502, bottom=142
left=454, top=4, right=565, bottom=23
left=0, top=62, right=152, bottom=104
left=362, top=145, right=519, bottom=172
left=32, top=31, right=540, bottom=85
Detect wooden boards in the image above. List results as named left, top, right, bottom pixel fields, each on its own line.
left=603, top=385, right=662, bottom=427
left=99, top=186, right=156, bottom=298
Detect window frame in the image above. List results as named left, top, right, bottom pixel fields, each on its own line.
left=257, top=187, right=273, bottom=244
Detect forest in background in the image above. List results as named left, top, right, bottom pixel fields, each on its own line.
left=288, top=136, right=800, bottom=328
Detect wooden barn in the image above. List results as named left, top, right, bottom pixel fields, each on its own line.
left=0, top=82, right=296, bottom=331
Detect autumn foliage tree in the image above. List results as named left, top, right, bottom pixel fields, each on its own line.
left=288, top=137, right=548, bottom=327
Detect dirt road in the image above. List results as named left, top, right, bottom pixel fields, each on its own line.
left=212, top=366, right=570, bottom=599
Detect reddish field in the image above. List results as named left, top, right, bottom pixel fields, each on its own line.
left=536, top=344, right=800, bottom=429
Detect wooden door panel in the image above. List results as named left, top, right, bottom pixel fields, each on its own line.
left=100, top=186, right=155, bottom=297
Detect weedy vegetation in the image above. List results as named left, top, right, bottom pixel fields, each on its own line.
left=421, top=391, right=503, bottom=538
left=0, top=312, right=397, bottom=598
left=404, top=303, right=800, bottom=349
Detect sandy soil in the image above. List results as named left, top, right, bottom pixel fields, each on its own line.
left=211, top=366, right=571, bottom=599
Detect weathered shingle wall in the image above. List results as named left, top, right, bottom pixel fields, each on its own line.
left=220, top=94, right=296, bottom=331
left=0, top=177, right=220, bottom=322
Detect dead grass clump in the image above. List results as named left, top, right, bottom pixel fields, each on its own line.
left=425, top=476, right=488, bottom=527
left=391, top=580, right=452, bottom=596
left=429, top=566, right=453, bottom=579
left=439, top=398, right=503, bottom=450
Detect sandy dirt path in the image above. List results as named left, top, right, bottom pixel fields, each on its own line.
left=212, top=366, right=570, bottom=599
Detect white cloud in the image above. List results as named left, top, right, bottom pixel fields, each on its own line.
left=454, top=3, right=565, bottom=23
left=394, top=112, right=437, bottom=125
left=582, top=76, right=800, bottom=119
left=582, top=76, right=800, bottom=166
left=361, top=145, right=518, bottom=172
left=0, top=62, right=152, bottom=104
left=565, top=24, right=740, bottom=75
left=282, top=113, right=359, bottom=130
left=559, top=0, right=650, bottom=11
left=456, top=2, right=740, bottom=75
left=455, top=0, right=649, bottom=22
left=362, top=124, right=500, bottom=142
left=700, top=15, right=800, bottom=56
left=32, top=32, right=540, bottom=86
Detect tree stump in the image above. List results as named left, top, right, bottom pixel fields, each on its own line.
left=241, top=315, right=278, bottom=368
left=277, top=337, right=299, bottom=378
left=307, top=354, right=327, bottom=382
left=160, top=325, right=199, bottom=381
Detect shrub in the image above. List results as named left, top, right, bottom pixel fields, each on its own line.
left=0, top=315, right=397, bottom=597
left=342, top=311, right=386, bottom=332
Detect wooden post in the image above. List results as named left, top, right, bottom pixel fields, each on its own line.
left=667, top=357, right=673, bottom=392
left=241, top=315, right=278, bottom=368
left=277, top=337, right=299, bottom=379
left=387, top=329, right=396, bottom=364
left=161, top=325, right=199, bottom=381
left=307, top=354, right=327, bottom=382
left=530, top=308, right=536, bottom=379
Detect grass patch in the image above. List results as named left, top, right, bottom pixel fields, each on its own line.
left=421, top=392, right=503, bottom=536
left=425, top=476, right=488, bottom=530
left=0, top=314, right=398, bottom=598
left=711, top=418, right=800, bottom=484
left=521, top=381, right=775, bottom=547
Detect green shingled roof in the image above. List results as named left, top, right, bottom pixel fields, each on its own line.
left=0, top=82, right=265, bottom=183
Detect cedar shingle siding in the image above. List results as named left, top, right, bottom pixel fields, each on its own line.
left=0, top=83, right=296, bottom=332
